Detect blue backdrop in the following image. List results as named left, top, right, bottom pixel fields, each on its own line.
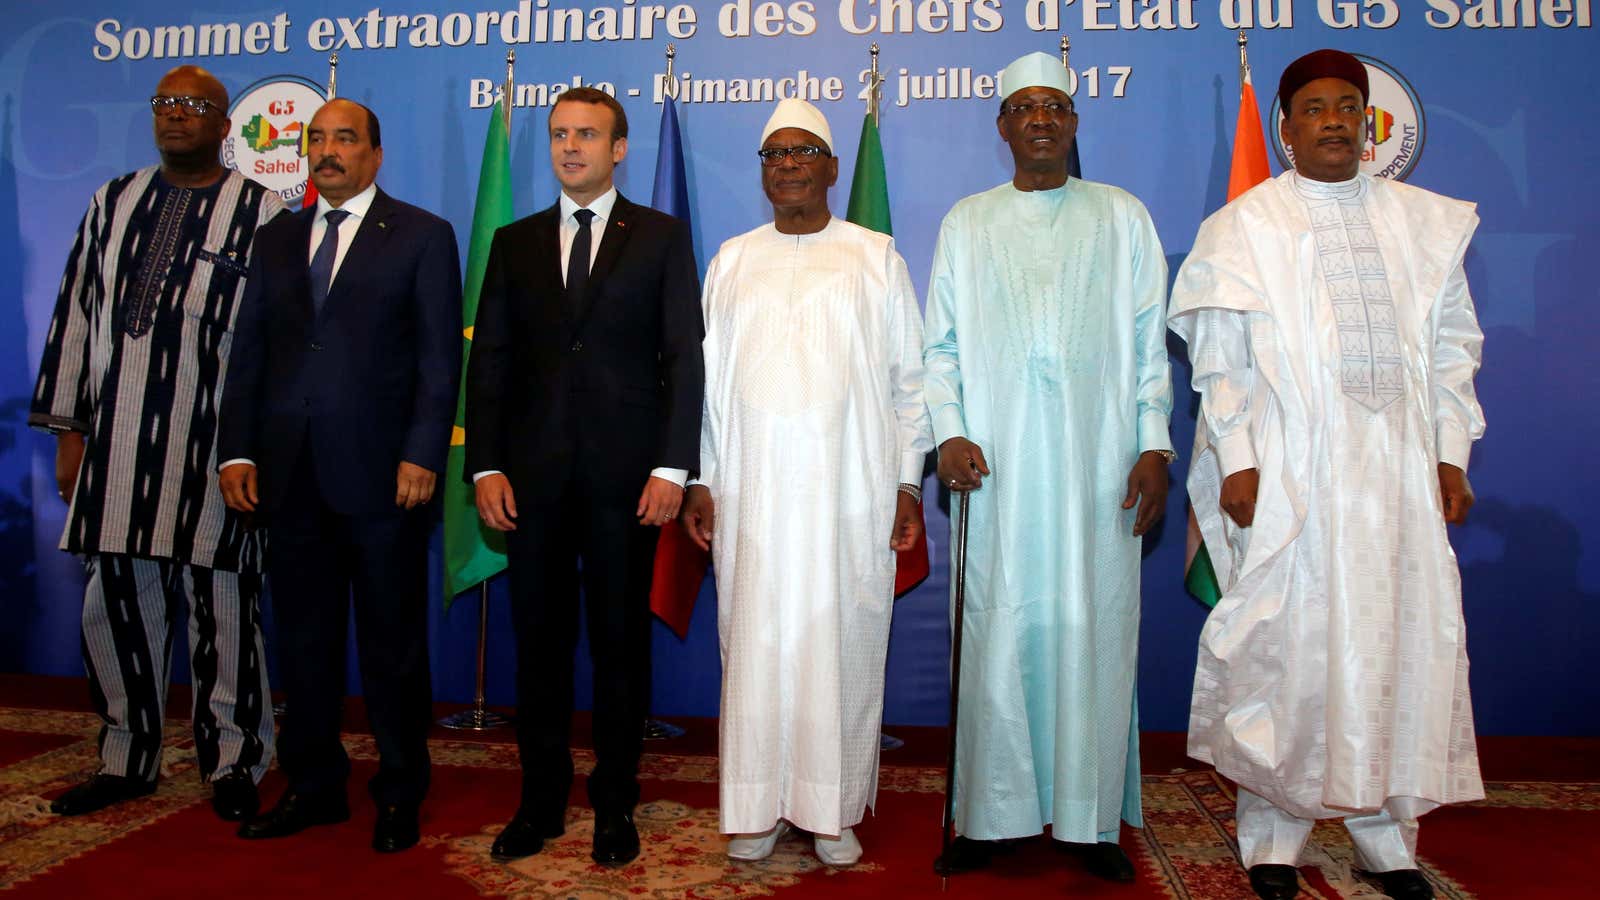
left=2, top=2, right=1595, bottom=736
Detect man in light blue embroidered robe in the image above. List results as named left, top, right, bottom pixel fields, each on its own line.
left=923, top=52, right=1174, bottom=881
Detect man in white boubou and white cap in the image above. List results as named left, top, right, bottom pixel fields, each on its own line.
left=679, top=97, right=932, bottom=867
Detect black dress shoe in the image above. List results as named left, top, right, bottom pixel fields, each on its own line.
left=1075, top=841, right=1136, bottom=882
left=210, top=771, right=259, bottom=822
left=491, top=812, right=565, bottom=860
left=591, top=810, right=640, bottom=867
left=237, top=789, right=350, bottom=839
left=1248, top=864, right=1302, bottom=899
left=1373, top=868, right=1434, bottom=899
left=933, top=836, right=995, bottom=875
left=373, top=804, right=420, bottom=853
left=50, top=773, right=157, bottom=816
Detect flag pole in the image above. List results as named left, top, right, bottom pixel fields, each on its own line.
left=867, top=43, right=883, bottom=125
left=664, top=43, right=678, bottom=99
left=438, top=47, right=517, bottom=733
left=437, top=577, right=512, bottom=730
left=859, top=41, right=903, bottom=755
left=504, top=48, right=515, bottom=132
left=1238, top=29, right=1250, bottom=85
left=294, top=54, right=340, bottom=213
left=1058, top=35, right=1086, bottom=180
left=642, top=39, right=690, bottom=745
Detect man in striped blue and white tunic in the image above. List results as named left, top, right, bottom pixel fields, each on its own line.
left=30, top=65, right=284, bottom=821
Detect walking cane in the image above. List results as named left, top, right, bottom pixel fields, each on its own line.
left=934, top=486, right=972, bottom=878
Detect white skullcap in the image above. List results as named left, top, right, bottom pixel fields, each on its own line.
left=1000, top=51, right=1073, bottom=100
left=760, top=98, right=833, bottom=154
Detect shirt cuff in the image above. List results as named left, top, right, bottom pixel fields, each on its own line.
left=219, top=458, right=255, bottom=471
left=1137, top=412, right=1174, bottom=458
left=1437, top=424, right=1472, bottom=471
left=472, top=470, right=503, bottom=483
left=898, top=452, right=925, bottom=486
left=650, top=467, right=689, bottom=488
left=29, top=412, right=89, bottom=434
left=1213, top=430, right=1257, bottom=478
left=930, top=405, right=968, bottom=447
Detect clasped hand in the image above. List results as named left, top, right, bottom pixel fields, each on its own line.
left=476, top=474, right=683, bottom=532
left=1219, top=463, right=1473, bottom=528
left=220, top=460, right=437, bottom=513
left=679, top=485, right=924, bottom=552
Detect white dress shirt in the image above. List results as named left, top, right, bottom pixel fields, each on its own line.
left=558, top=186, right=616, bottom=282
left=308, top=182, right=377, bottom=281
left=473, top=187, right=688, bottom=490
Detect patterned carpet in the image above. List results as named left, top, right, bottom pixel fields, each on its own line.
left=0, top=706, right=1592, bottom=898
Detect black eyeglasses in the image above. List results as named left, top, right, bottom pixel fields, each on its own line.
left=757, top=145, right=830, bottom=166
left=150, top=95, right=219, bottom=117
left=1002, top=100, right=1074, bottom=119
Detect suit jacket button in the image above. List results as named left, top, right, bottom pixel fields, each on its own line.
left=571, top=341, right=583, bottom=352
left=310, top=341, right=324, bottom=351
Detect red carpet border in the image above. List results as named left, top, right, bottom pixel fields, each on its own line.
left=1, top=707, right=1593, bottom=898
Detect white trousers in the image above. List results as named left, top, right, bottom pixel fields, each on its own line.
left=1236, top=788, right=1419, bottom=872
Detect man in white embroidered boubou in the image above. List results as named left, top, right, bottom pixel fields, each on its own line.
left=1170, top=48, right=1486, bottom=900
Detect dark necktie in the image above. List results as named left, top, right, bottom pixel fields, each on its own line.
left=564, top=208, right=595, bottom=317
left=309, top=208, right=350, bottom=318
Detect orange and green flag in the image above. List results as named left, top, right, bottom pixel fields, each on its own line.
left=1226, top=70, right=1271, bottom=201
left=1186, top=65, right=1271, bottom=610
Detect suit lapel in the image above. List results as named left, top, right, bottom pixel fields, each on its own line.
left=288, top=206, right=317, bottom=321
left=587, top=194, right=635, bottom=290
left=532, top=202, right=564, bottom=302
left=572, top=194, right=636, bottom=331
left=322, top=188, right=397, bottom=321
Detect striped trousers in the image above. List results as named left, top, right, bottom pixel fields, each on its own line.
left=81, top=554, right=274, bottom=783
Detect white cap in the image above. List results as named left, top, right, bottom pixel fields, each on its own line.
left=760, top=98, right=833, bottom=154
left=1000, top=51, right=1073, bottom=100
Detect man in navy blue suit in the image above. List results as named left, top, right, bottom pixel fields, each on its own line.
left=217, top=98, right=461, bottom=853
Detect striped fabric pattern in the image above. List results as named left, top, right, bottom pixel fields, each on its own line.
left=81, top=554, right=273, bottom=782
left=31, top=167, right=285, bottom=572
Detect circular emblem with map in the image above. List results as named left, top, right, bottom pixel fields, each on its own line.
left=223, top=75, right=328, bottom=205
left=1269, top=55, right=1426, bottom=182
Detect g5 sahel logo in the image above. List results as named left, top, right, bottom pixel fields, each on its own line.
left=1269, top=55, right=1425, bottom=182
left=223, top=75, right=328, bottom=205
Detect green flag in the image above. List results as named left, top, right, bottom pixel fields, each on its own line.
left=845, top=114, right=892, bottom=234
left=442, top=99, right=514, bottom=604
left=845, top=111, right=929, bottom=598
left=1184, top=522, right=1223, bottom=609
